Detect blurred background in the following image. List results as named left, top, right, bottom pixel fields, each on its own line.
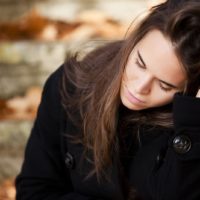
left=0, top=0, right=164, bottom=199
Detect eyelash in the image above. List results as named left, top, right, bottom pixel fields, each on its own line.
left=159, top=83, right=172, bottom=92
left=135, top=59, right=145, bottom=69
left=135, top=59, right=172, bottom=92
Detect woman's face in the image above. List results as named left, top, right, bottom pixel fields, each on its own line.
left=120, top=29, right=186, bottom=111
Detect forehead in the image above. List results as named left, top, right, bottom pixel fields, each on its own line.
left=135, top=30, right=186, bottom=85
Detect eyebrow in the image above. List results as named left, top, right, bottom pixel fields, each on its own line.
left=137, top=50, right=179, bottom=89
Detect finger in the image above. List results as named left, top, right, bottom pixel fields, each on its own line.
left=196, top=89, right=200, bottom=98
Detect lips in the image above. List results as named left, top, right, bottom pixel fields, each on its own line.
left=124, top=84, right=145, bottom=104
left=128, top=90, right=145, bottom=102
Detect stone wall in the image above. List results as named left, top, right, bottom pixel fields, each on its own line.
left=0, top=41, right=71, bottom=98
left=0, top=120, right=33, bottom=182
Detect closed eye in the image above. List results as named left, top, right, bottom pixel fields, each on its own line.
left=159, top=82, right=173, bottom=92
left=136, top=49, right=180, bottom=91
left=159, top=80, right=178, bottom=89
left=135, top=59, right=146, bottom=69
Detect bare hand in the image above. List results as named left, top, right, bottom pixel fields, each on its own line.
left=196, top=89, right=200, bottom=98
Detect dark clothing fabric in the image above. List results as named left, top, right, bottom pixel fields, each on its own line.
left=15, top=65, right=200, bottom=200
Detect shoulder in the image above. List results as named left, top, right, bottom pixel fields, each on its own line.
left=37, top=64, right=65, bottom=128
left=42, top=65, right=64, bottom=105
left=43, top=64, right=64, bottom=96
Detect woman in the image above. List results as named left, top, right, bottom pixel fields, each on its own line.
left=16, top=0, right=200, bottom=199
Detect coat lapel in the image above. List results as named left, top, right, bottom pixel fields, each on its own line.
left=64, top=119, right=125, bottom=200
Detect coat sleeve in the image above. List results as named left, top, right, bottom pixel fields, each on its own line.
left=15, top=65, right=103, bottom=200
left=164, top=93, right=200, bottom=199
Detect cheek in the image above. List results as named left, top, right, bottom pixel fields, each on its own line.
left=153, top=91, right=175, bottom=105
left=124, top=62, right=139, bottom=82
left=124, top=64, right=132, bottom=80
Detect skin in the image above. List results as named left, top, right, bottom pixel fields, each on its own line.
left=197, top=90, right=200, bottom=97
left=120, top=29, right=188, bottom=111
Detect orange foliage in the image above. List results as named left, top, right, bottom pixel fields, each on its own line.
left=0, top=9, right=126, bottom=41
left=0, top=87, right=42, bottom=120
left=0, top=179, right=15, bottom=200
left=0, top=10, right=81, bottom=41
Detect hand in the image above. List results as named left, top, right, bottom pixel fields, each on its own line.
left=196, top=89, right=200, bottom=98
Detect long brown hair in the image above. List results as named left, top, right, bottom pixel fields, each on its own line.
left=60, top=0, right=200, bottom=183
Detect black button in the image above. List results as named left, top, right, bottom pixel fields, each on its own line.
left=155, top=149, right=166, bottom=169
left=65, top=152, right=75, bottom=169
left=155, top=154, right=163, bottom=169
left=156, top=153, right=163, bottom=164
left=173, top=135, right=191, bottom=154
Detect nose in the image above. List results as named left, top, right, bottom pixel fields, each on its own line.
left=135, top=75, right=152, bottom=95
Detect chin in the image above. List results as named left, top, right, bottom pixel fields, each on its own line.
left=121, top=98, right=147, bottom=111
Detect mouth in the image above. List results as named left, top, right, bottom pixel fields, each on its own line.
left=124, top=85, right=145, bottom=104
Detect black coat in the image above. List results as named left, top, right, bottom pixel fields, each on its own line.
left=16, top=65, right=200, bottom=200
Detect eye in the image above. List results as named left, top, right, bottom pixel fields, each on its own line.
left=159, top=82, right=172, bottom=92
left=135, top=59, right=146, bottom=69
